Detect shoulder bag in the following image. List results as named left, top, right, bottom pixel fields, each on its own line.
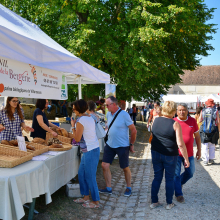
left=104, top=109, right=122, bottom=143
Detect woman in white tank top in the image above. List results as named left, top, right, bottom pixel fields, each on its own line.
left=71, top=99, right=100, bottom=209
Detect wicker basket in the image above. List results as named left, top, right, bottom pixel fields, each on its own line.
left=46, top=132, right=72, bottom=144
left=48, top=143, right=72, bottom=151
left=0, top=145, right=33, bottom=168
left=26, top=142, right=49, bottom=156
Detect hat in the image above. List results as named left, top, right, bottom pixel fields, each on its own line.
left=205, top=99, right=215, bottom=107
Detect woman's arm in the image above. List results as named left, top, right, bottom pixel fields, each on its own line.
left=0, top=124, right=5, bottom=132
left=198, top=111, right=203, bottom=123
left=36, top=115, right=57, bottom=136
left=48, top=121, right=61, bottom=130
left=21, top=123, right=34, bottom=132
left=71, top=118, right=84, bottom=142
left=173, top=121, right=190, bottom=168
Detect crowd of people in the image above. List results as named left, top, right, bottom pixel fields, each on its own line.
left=0, top=96, right=218, bottom=211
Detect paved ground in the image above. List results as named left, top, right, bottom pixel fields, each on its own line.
left=21, top=121, right=220, bottom=220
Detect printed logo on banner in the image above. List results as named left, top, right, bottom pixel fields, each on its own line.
left=29, top=64, right=37, bottom=85
left=61, top=75, right=68, bottom=99
left=0, top=83, right=4, bottom=96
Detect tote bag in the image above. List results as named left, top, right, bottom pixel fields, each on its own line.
left=95, top=121, right=106, bottom=139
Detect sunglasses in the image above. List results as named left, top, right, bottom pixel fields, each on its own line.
left=11, top=100, right=19, bottom=103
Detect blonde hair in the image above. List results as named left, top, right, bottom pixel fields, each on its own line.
left=155, top=106, right=162, bottom=113
left=162, top=101, right=177, bottom=117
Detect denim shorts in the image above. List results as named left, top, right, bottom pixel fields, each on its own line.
left=102, top=144, right=130, bottom=169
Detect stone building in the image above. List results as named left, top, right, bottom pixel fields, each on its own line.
left=168, top=65, right=220, bottom=95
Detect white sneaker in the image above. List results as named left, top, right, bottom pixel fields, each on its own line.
left=203, top=161, right=208, bottom=166
left=166, top=203, right=175, bottom=210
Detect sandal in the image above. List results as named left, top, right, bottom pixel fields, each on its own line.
left=73, top=198, right=90, bottom=204
left=82, top=202, right=101, bottom=209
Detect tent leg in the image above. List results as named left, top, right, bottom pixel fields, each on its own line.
left=78, top=77, right=82, bottom=99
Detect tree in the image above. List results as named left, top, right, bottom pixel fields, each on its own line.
left=1, top=0, right=216, bottom=101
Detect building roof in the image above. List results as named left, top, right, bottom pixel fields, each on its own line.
left=180, top=65, right=220, bottom=85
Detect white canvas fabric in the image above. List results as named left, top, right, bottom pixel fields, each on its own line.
left=0, top=4, right=110, bottom=84
left=163, top=95, right=201, bottom=103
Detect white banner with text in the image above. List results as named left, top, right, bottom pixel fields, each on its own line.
left=0, top=56, right=67, bottom=99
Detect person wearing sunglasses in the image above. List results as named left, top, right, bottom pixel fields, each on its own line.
left=0, top=97, right=34, bottom=142
left=99, top=96, right=137, bottom=197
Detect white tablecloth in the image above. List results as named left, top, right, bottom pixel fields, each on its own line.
left=0, top=146, right=79, bottom=220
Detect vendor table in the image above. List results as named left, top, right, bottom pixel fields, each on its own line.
left=0, top=146, right=79, bottom=220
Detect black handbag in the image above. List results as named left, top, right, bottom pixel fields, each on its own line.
left=104, top=109, right=122, bottom=143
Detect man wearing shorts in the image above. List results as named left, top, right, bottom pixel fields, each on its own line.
left=99, top=96, right=137, bottom=197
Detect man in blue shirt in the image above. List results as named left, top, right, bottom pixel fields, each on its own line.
left=99, top=96, right=137, bottom=197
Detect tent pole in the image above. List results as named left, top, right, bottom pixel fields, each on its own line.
left=78, top=77, right=82, bottom=99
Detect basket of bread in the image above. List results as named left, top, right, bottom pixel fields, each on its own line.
left=46, top=137, right=72, bottom=151
left=0, top=145, right=33, bottom=168
left=0, top=138, right=49, bottom=157
left=46, top=127, right=73, bottom=144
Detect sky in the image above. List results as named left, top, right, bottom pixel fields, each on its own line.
left=199, top=0, right=220, bottom=66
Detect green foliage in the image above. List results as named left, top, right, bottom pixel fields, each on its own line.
left=1, top=0, right=216, bottom=101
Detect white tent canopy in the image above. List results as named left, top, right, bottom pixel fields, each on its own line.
left=163, top=95, right=200, bottom=103
left=0, top=4, right=110, bottom=86
left=200, top=94, right=220, bottom=103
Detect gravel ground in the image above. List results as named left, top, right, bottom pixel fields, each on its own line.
left=146, top=144, right=220, bottom=220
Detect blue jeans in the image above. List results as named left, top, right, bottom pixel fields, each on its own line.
left=151, top=150, right=178, bottom=204
left=174, top=156, right=195, bottom=197
left=132, top=113, right=136, bottom=125
left=78, top=147, right=100, bottom=201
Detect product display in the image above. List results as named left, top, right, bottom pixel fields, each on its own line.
left=32, top=137, right=47, bottom=145
left=46, top=131, right=72, bottom=144
left=26, top=144, right=36, bottom=151
left=47, top=138, right=62, bottom=145
left=61, top=128, right=69, bottom=137
left=1, top=140, right=14, bottom=146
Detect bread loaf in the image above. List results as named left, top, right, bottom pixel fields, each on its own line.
left=47, top=138, right=62, bottom=146
left=26, top=144, right=36, bottom=151
left=1, top=140, right=12, bottom=146
left=56, top=129, right=62, bottom=136
left=51, top=144, right=63, bottom=148
left=50, top=127, right=58, bottom=134
left=61, top=128, right=68, bottom=137
left=9, top=140, right=18, bottom=146
left=32, top=137, right=46, bottom=144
